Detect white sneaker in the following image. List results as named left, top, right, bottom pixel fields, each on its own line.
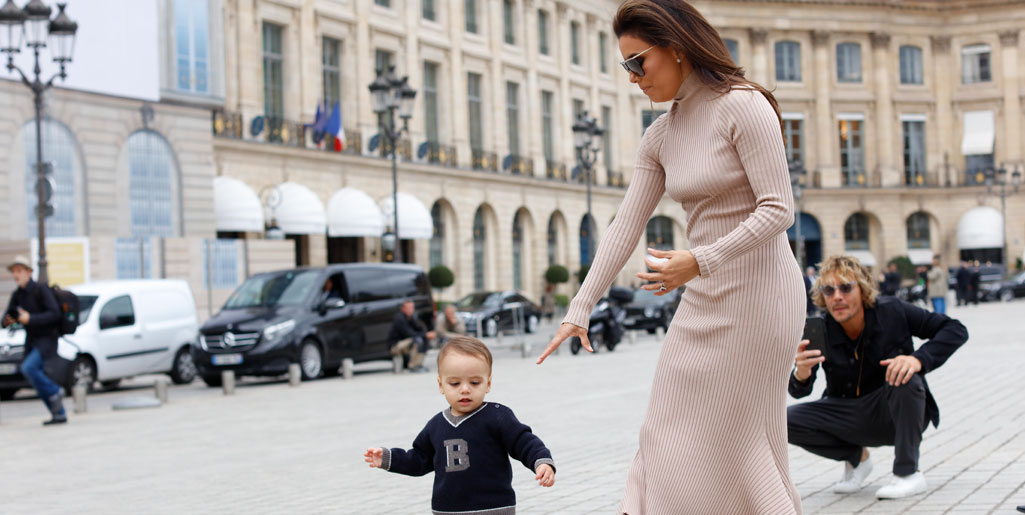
left=832, top=458, right=874, bottom=493
left=876, top=471, right=927, bottom=499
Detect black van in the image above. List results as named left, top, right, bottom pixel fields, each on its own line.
left=193, top=263, right=433, bottom=386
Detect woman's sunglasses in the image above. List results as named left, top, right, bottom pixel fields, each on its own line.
left=620, top=46, right=655, bottom=77
left=820, top=282, right=856, bottom=297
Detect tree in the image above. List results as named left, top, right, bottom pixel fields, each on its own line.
left=888, top=255, right=915, bottom=280
left=577, top=264, right=591, bottom=284
left=544, top=264, right=569, bottom=285
left=428, top=265, right=455, bottom=292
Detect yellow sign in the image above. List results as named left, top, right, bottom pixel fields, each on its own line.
left=31, top=237, right=90, bottom=287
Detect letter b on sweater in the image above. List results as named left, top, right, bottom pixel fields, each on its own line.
left=444, top=439, right=470, bottom=472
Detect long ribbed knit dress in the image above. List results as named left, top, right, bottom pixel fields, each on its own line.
left=563, top=73, right=805, bottom=514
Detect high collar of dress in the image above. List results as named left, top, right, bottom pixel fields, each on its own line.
left=673, top=71, right=703, bottom=104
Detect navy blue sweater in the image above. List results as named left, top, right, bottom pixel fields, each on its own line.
left=381, top=402, right=554, bottom=514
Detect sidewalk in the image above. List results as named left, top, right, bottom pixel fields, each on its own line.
left=0, top=302, right=1021, bottom=514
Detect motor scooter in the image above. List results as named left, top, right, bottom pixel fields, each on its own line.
left=569, top=287, right=631, bottom=354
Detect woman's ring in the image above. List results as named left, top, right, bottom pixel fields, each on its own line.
left=659, top=281, right=667, bottom=292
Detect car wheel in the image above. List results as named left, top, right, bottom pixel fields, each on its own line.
left=170, top=347, right=198, bottom=384
left=646, top=328, right=656, bottom=334
left=1001, top=289, right=1014, bottom=302
left=299, top=340, right=323, bottom=380
left=0, top=388, right=16, bottom=401
left=485, top=319, right=498, bottom=338
left=201, top=374, right=222, bottom=387
left=526, top=315, right=538, bottom=334
left=68, top=356, right=97, bottom=392
left=100, top=379, right=121, bottom=391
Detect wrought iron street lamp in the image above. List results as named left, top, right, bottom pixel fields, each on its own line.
left=789, top=160, right=807, bottom=270
left=369, top=66, right=416, bottom=262
left=1, top=0, right=77, bottom=284
left=984, top=165, right=1022, bottom=267
left=572, top=110, right=603, bottom=265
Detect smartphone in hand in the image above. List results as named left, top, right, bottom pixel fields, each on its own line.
left=802, top=316, right=827, bottom=359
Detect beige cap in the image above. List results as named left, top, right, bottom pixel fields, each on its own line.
left=7, top=255, right=32, bottom=272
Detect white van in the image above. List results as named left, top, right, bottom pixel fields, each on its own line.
left=64, top=280, right=200, bottom=390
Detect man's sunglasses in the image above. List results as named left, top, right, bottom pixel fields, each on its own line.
left=620, top=46, right=655, bottom=77
left=820, top=282, right=856, bottom=297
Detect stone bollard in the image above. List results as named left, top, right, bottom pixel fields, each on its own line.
left=288, top=363, right=301, bottom=386
left=496, top=331, right=503, bottom=346
left=154, top=378, right=168, bottom=404
left=520, top=342, right=531, bottom=359
left=392, top=355, right=404, bottom=374
left=342, top=358, right=354, bottom=380
left=221, top=370, right=235, bottom=395
left=72, top=384, right=88, bottom=414
left=655, top=326, right=665, bottom=343
left=629, top=331, right=637, bottom=345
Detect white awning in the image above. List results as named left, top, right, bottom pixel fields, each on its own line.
left=213, top=176, right=264, bottom=232
left=380, top=193, right=433, bottom=240
left=267, top=182, right=326, bottom=235
left=957, top=206, right=1003, bottom=249
left=961, top=110, right=995, bottom=155
left=327, top=188, right=384, bottom=237
left=907, top=249, right=934, bottom=266
left=847, top=250, right=877, bottom=268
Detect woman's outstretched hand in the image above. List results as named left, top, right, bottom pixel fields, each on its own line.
left=536, top=322, right=589, bottom=364
left=636, top=248, right=700, bottom=295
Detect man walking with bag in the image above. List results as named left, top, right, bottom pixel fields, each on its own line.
left=2, top=255, right=67, bottom=425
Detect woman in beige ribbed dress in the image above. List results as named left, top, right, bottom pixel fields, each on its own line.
left=536, top=1, right=805, bottom=513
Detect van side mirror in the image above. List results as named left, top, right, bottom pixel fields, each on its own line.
left=326, top=298, right=346, bottom=309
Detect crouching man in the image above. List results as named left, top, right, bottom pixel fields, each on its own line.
left=788, top=255, right=967, bottom=499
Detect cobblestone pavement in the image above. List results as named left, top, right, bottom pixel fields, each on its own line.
left=1, top=301, right=1022, bottom=514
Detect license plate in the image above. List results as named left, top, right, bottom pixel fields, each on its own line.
left=212, top=353, right=243, bottom=366
left=624, top=318, right=636, bottom=325
left=0, top=363, right=17, bottom=375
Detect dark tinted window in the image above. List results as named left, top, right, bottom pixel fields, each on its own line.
left=510, top=294, right=529, bottom=304
left=225, top=270, right=320, bottom=308
left=457, top=292, right=502, bottom=309
left=344, top=268, right=426, bottom=302
left=99, top=295, right=135, bottom=330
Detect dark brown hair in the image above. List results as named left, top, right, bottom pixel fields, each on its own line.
left=613, top=0, right=784, bottom=139
left=437, top=336, right=493, bottom=373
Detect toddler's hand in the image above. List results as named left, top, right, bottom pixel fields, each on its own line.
left=535, top=464, right=555, bottom=487
left=364, top=447, right=383, bottom=468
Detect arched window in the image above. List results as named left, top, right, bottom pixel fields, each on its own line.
left=473, top=207, right=486, bottom=291
left=512, top=212, right=523, bottom=291
left=127, top=131, right=178, bottom=237
left=430, top=202, right=444, bottom=268
left=579, top=214, right=595, bottom=266
left=906, top=212, right=930, bottom=249
left=775, top=40, right=801, bottom=82
left=844, top=213, right=870, bottom=250
left=23, top=119, right=79, bottom=237
left=547, top=215, right=557, bottom=266
left=646, top=216, right=674, bottom=251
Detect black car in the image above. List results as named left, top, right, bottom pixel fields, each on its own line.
left=193, top=263, right=433, bottom=386
left=981, top=270, right=1025, bottom=302
left=623, top=288, right=681, bottom=334
left=455, top=291, right=542, bottom=337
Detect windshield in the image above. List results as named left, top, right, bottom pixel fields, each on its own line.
left=77, top=295, right=98, bottom=324
left=456, top=292, right=502, bottom=309
left=223, top=270, right=321, bottom=309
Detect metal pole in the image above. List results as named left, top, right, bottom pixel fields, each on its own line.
left=586, top=160, right=592, bottom=266
left=34, top=64, right=49, bottom=285
left=391, top=117, right=401, bottom=263
left=795, top=196, right=804, bottom=270
left=1001, top=183, right=1008, bottom=268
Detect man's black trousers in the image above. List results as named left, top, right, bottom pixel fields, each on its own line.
left=787, top=374, right=927, bottom=476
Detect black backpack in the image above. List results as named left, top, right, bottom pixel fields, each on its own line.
left=34, top=284, right=80, bottom=336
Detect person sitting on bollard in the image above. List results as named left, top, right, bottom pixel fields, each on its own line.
left=788, top=255, right=968, bottom=499
left=364, top=336, right=555, bottom=514
left=389, top=300, right=435, bottom=373
left=2, top=255, right=67, bottom=425
left=434, top=304, right=466, bottom=349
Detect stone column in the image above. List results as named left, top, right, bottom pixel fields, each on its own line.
left=524, top=0, right=542, bottom=176
left=297, top=4, right=318, bottom=122
left=749, top=28, right=769, bottom=87
left=558, top=5, right=574, bottom=169
left=812, top=30, right=837, bottom=186
left=999, top=30, right=1022, bottom=163
left=404, top=0, right=422, bottom=144
left=355, top=0, right=376, bottom=140
left=930, top=36, right=954, bottom=185
left=489, top=0, right=507, bottom=162
left=871, top=32, right=897, bottom=186
left=449, top=0, right=470, bottom=168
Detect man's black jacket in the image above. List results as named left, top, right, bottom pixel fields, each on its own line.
left=789, top=296, right=968, bottom=428
left=389, top=312, right=427, bottom=346
left=2, top=280, right=61, bottom=357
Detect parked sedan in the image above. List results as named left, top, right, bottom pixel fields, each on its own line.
left=981, top=270, right=1025, bottom=302
left=623, top=288, right=681, bottom=334
left=456, top=291, right=542, bottom=337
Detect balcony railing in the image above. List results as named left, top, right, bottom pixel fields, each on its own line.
left=504, top=155, right=534, bottom=176
left=841, top=169, right=882, bottom=188
left=607, top=171, right=626, bottom=188
left=546, top=160, right=567, bottom=181
left=419, top=141, right=458, bottom=167
left=471, top=149, right=499, bottom=171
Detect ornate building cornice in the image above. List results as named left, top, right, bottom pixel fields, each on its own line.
left=870, top=32, right=890, bottom=49
left=931, top=35, right=951, bottom=53
left=999, top=29, right=1020, bottom=47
